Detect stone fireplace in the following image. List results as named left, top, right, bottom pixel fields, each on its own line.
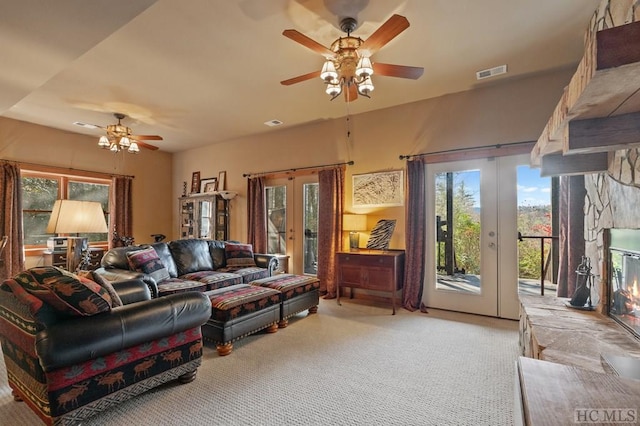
left=585, top=148, right=640, bottom=334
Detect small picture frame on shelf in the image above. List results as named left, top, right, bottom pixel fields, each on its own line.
left=190, top=172, right=201, bottom=194
left=218, top=171, right=227, bottom=191
left=201, top=177, right=218, bottom=194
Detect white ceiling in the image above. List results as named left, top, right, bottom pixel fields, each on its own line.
left=0, top=0, right=601, bottom=153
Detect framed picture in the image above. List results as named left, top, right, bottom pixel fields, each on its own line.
left=218, top=170, right=227, bottom=191
left=190, top=171, right=201, bottom=194
left=352, top=170, right=404, bottom=207
left=201, top=177, right=218, bottom=194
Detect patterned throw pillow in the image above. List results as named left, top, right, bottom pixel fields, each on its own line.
left=76, top=270, right=123, bottom=308
left=13, top=266, right=112, bottom=316
left=127, top=246, right=170, bottom=283
left=225, top=243, right=256, bottom=267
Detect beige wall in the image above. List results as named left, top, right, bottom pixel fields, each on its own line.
left=0, top=117, right=173, bottom=265
left=0, top=66, right=574, bottom=265
left=173, top=67, right=575, bottom=249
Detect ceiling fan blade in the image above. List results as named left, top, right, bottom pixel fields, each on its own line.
left=374, top=63, right=424, bottom=79
left=359, top=14, right=410, bottom=55
left=344, top=83, right=358, bottom=102
left=130, top=134, right=163, bottom=140
left=281, top=70, right=321, bottom=86
left=283, top=29, right=334, bottom=57
left=133, top=140, right=159, bottom=151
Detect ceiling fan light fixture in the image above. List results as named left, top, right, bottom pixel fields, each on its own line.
left=358, top=76, right=374, bottom=96
left=119, top=136, right=131, bottom=148
left=128, top=142, right=140, bottom=153
left=326, top=80, right=342, bottom=97
left=98, top=135, right=110, bottom=149
left=356, top=56, right=373, bottom=78
left=109, top=143, right=120, bottom=153
left=320, top=60, right=338, bottom=82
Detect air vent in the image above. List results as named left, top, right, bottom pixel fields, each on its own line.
left=476, top=65, right=507, bottom=80
left=264, top=119, right=283, bottom=127
left=73, top=121, right=99, bottom=129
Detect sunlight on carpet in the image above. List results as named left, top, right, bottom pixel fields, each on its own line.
left=0, top=299, right=519, bottom=425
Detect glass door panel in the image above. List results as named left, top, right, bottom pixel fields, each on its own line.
left=266, top=185, right=287, bottom=255
left=425, top=158, right=498, bottom=316
left=303, top=183, right=318, bottom=275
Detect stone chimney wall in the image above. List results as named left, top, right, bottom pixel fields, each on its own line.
left=584, top=148, right=640, bottom=313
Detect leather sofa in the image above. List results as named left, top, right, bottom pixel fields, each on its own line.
left=0, top=267, right=211, bottom=425
left=95, top=239, right=279, bottom=298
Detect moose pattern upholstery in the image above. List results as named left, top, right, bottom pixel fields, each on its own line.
left=0, top=267, right=211, bottom=425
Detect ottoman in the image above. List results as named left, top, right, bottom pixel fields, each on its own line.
left=250, top=274, right=320, bottom=328
left=202, top=284, right=281, bottom=356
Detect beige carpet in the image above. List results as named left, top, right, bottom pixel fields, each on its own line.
left=0, top=298, right=519, bottom=426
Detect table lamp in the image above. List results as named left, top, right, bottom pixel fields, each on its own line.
left=343, top=214, right=367, bottom=250
left=46, top=200, right=108, bottom=271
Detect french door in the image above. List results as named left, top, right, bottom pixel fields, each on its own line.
left=265, top=176, right=318, bottom=275
left=423, top=155, right=523, bottom=319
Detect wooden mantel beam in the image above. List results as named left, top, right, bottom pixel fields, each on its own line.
left=539, top=152, right=608, bottom=177
left=532, top=20, right=640, bottom=166
left=567, top=111, right=640, bottom=154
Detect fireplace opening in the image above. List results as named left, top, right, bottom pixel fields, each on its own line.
left=608, top=229, right=640, bottom=340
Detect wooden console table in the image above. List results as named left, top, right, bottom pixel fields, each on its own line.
left=336, top=250, right=405, bottom=315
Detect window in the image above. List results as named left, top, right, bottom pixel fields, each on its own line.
left=21, top=169, right=111, bottom=252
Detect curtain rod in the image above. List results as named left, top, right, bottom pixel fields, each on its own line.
left=243, top=160, right=354, bottom=178
left=6, top=160, right=134, bottom=179
left=399, top=141, right=535, bottom=160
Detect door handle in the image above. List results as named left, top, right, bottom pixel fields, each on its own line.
left=488, top=242, right=496, bottom=248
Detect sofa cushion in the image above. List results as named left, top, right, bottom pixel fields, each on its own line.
left=77, top=270, right=123, bottom=307
left=127, top=247, right=171, bottom=283
left=156, top=278, right=210, bottom=297
left=225, top=243, right=256, bottom=267
left=207, top=240, right=227, bottom=269
left=169, top=239, right=214, bottom=276
left=217, top=266, right=269, bottom=283
left=12, top=267, right=112, bottom=316
left=179, top=271, right=242, bottom=291
left=151, top=242, right=179, bottom=278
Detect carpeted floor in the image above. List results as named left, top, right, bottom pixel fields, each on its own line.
left=0, top=298, right=519, bottom=426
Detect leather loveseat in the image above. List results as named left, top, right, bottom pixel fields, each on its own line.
left=0, top=266, right=211, bottom=425
left=95, top=239, right=279, bottom=298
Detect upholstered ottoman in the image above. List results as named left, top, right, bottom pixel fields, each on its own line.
left=202, top=284, right=281, bottom=356
left=250, top=274, right=320, bottom=328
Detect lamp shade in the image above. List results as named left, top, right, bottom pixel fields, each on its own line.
left=343, top=214, right=367, bottom=232
left=46, top=200, right=108, bottom=234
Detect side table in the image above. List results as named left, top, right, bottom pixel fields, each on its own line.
left=336, top=249, right=405, bottom=314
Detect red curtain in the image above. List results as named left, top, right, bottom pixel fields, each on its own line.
left=317, top=167, right=344, bottom=298
left=0, top=162, right=24, bottom=278
left=247, top=177, right=267, bottom=253
left=402, top=160, right=427, bottom=311
left=109, top=176, right=133, bottom=248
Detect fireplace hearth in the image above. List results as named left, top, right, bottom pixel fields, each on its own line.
left=608, top=229, right=640, bottom=340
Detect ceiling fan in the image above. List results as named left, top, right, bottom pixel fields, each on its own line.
left=280, top=14, right=424, bottom=101
left=75, top=113, right=162, bottom=153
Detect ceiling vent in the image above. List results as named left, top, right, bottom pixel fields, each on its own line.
left=264, top=119, right=283, bottom=127
left=476, top=65, right=507, bottom=80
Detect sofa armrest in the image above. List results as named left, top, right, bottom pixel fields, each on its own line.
left=35, top=291, right=211, bottom=372
left=253, top=254, right=279, bottom=276
left=111, top=279, right=151, bottom=305
left=94, top=267, right=159, bottom=298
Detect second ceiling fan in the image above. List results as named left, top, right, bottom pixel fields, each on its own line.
left=281, top=14, right=424, bottom=101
